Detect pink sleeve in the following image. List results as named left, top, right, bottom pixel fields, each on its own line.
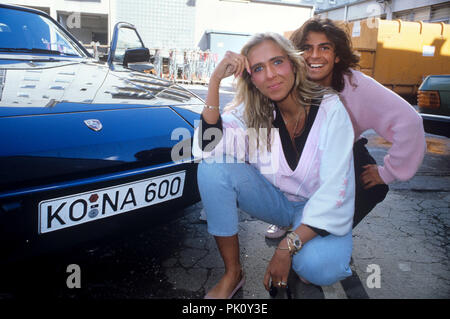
left=356, top=75, right=426, bottom=183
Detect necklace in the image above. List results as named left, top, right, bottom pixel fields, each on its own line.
left=293, top=106, right=308, bottom=138
left=292, top=110, right=302, bottom=137
left=280, top=106, right=307, bottom=140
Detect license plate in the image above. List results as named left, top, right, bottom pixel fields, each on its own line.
left=39, top=171, right=186, bottom=234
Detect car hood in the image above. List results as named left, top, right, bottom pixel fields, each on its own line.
left=0, top=60, right=204, bottom=193
left=0, top=59, right=205, bottom=113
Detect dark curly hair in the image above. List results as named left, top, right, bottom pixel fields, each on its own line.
left=290, top=17, right=360, bottom=92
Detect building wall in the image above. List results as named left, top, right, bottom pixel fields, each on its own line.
left=316, top=0, right=391, bottom=21
left=430, top=3, right=450, bottom=22
left=6, top=0, right=111, bottom=44
left=109, top=0, right=314, bottom=49
left=194, top=0, right=313, bottom=48
left=315, top=0, right=450, bottom=23
left=324, top=6, right=346, bottom=20
left=112, top=0, right=196, bottom=49
left=393, top=2, right=450, bottom=23
left=4, top=0, right=110, bottom=18
left=391, top=0, right=449, bottom=13
left=57, top=13, right=108, bottom=45
left=6, top=0, right=313, bottom=49
left=311, top=0, right=345, bottom=11
left=347, top=0, right=383, bottom=21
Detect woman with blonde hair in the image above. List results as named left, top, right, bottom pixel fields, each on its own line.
left=193, top=32, right=355, bottom=299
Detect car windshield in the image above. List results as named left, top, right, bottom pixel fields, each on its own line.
left=0, top=7, right=84, bottom=57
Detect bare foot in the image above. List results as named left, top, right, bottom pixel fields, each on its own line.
left=205, top=269, right=244, bottom=299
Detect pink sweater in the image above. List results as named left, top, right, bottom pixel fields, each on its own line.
left=339, top=69, right=426, bottom=184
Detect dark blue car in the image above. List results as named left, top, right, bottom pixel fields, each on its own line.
left=0, top=4, right=204, bottom=262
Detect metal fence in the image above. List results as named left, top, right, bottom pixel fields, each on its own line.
left=153, top=48, right=218, bottom=84
left=84, top=42, right=217, bottom=84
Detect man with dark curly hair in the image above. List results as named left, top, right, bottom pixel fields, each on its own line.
left=265, top=18, right=426, bottom=239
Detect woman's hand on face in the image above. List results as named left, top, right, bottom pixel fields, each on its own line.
left=211, top=51, right=251, bottom=84
left=263, top=239, right=292, bottom=291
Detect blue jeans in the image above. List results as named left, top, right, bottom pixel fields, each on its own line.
left=198, top=158, right=353, bottom=286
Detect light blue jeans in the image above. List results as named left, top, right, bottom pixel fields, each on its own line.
left=197, top=158, right=353, bottom=286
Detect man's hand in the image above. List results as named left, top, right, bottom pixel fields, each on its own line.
left=361, top=164, right=385, bottom=189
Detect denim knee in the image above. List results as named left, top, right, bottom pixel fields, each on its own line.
left=292, top=250, right=352, bottom=286
left=197, top=159, right=247, bottom=236
left=197, top=160, right=217, bottom=183
left=198, top=158, right=248, bottom=189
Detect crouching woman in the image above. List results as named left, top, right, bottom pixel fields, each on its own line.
left=193, top=32, right=355, bottom=299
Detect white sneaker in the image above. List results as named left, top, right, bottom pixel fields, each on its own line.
left=199, top=208, right=207, bottom=221
left=265, top=224, right=288, bottom=239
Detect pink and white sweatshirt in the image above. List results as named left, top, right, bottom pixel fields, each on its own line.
left=340, top=69, right=426, bottom=184
left=193, top=94, right=355, bottom=236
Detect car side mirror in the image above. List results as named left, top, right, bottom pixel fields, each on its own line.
left=123, top=48, right=150, bottom=67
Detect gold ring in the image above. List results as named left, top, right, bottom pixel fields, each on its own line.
left=277, top=281, right=287, bottom=287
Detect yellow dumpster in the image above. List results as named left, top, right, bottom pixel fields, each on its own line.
left=347, top=18, right=450, bottom=98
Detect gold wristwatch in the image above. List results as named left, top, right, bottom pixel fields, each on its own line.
left=286, top=231, right=303, bottom=255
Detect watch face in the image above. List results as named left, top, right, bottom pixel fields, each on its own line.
left=294, top=239, right=301, bottom=248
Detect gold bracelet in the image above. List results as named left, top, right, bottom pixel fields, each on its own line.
left=204, top=105, right=219, bottom=110
left=276, top=239, right=293, bottom=256
left=286, top=237, right=294, bottom=255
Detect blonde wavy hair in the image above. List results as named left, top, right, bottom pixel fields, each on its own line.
left=227, top=32, right=333, bottom=151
